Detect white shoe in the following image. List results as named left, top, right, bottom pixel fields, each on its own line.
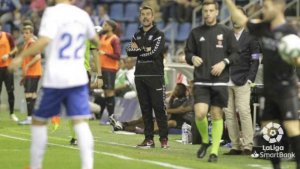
left=10, top=114, right=19, bottom=122
left=109, top=115, right=117, bottom=126
left=115, top=121, right=123, bottom=130
left=109, top=115, right=123, bottom=130
left=18, top=119, right=32, bottom=125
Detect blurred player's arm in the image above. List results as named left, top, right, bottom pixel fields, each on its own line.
left=90, top=41, right=102, bottom=76
left=225, top=0, right=265, bottom=38
left=8, top=36, right=49, bottom=71
left=126, top=34, right=143, bottom=57
left=23, top=54, right=41, bottom=75
left=24, top=42, right=42, bottom=70
left=185, top=31, right=203, bottom=67
left=224, top=0, right=248, bottom=27
left=90, top=35, right=103, bottom=88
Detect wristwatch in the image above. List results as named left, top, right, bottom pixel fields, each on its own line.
left=97, top=75, right=103, bottom=79
left=223, top=58, right=230, bottom=65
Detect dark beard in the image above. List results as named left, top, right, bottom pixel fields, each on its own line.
left=143, top=23, right=152, bottom=28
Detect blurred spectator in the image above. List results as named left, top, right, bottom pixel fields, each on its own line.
left=118, top=82, right=194, bottom=133
left=30, top=0, right=46, bottom=12
left=115, top=57, right=136, bottom=99
left=73, top=0, right=91, bottom=9
left=160, top=0, right=176, bottom=23
left=84, top=3, right=93, bottom=16
left=176, top=0, right=200, bottom=23
left=167, top=83, right=192, bottom=128
left=160, top=0, right=200, bottom=23
left=114, top=59, right=127, bottom=96
left=0, top=0, right=21, bottom=26
left=96, top=5, right=110, bottom=26
left=11, top=26, right=22, bottom=48
left=30, top=11, right=41, bottom=35
left=12, top=9, right=22, bottom=28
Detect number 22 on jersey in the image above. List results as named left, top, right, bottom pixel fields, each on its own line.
left=59, top=32, right=85, bottom=59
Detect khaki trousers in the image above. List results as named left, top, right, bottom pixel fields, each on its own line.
left=224, top=83, right=253, bottom=150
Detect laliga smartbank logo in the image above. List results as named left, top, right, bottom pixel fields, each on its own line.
left=262, top=122, right=283, bottom=143
left=251, top=122, right=295, bottom=159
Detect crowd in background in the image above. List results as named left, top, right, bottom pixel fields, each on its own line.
left=4, top=0, right=297, bottom=63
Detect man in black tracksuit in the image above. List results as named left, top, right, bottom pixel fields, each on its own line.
left=185, top=0, right=239, bottom=162
left=126, top=5, right=169, bottom=149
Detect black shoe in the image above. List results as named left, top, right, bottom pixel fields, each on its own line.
left=197, top=143, right=210, bottom=158
left=136, top=139, right=155, bottom=149
left=70, top=138, right=77, bottom=146
left=223, top=149, right=242, bottom=155
left=242, top=149, right=252, bottom=155
left=208, top=154, right=218, bottom=163
left=272, top=163, right=281, bottom=169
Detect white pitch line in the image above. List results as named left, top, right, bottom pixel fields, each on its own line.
left=95, top=140, right=136, bottom=148
left=0, top=133, right=192, bottom=169
left=247, top=164, right=272, bottom=169
left=93, top=136, right=187, bottom=151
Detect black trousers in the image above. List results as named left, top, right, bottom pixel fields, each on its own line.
left=0, top=67, right=14, bottom=110
left=135, top=76, right=168, bottom=140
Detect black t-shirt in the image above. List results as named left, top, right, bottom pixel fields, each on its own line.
left=247, top=21, right=299, bottom=97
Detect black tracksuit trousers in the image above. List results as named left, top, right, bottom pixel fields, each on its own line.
left=135, top=76, right=168, bottom=140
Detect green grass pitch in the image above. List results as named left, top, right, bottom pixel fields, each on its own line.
left=0, top=112, right=296, bottom=169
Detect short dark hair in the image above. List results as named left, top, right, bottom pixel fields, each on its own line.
left=22, top=25, right=34, bottom=33
left=202, top=0, right=219, bottom=10
left=106, top=20, right=117, bottom=32
left=176, top=83, right=187, bottom=98
left=236, top=6, right=246, bottom=16
left=139, top=5, right=153, bottom=15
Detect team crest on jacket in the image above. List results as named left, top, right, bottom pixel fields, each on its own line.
left=216, top=34, right=224, bottom=48
left=149, top=35, right=153, bottom=40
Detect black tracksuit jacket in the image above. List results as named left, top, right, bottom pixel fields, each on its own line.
left=126, top=25, right=164, bottom=77
left=185, top=23, right=239, bottom=84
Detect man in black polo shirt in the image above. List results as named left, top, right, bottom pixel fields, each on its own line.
left=225, top=0, right=300, bottom=169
